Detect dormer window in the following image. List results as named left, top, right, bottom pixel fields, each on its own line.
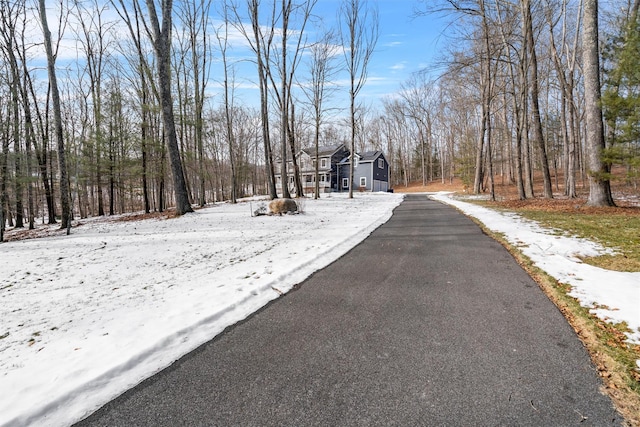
left=320, top=158, right=327, bottom=169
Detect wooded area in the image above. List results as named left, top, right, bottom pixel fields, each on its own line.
left=0, top=0, right=638, bottom=241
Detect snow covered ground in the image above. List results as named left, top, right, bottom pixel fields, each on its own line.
left=1, top=191, right=638, bottom=427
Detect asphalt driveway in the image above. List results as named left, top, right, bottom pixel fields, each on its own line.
left=76, top=194, right=621, bottom=426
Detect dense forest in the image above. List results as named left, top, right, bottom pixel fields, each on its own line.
left=0, top=0, right=638, bottom=240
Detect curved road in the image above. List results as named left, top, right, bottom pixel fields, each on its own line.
left=76, top=195, right=621, bottom=426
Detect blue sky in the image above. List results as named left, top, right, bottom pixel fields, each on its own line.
left=216, top=0, right=448, bottom=111
left=319, top=0, right=447, bottom=106
left=343, top=0, right=446, bottom=100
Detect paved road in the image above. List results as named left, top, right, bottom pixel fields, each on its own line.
left=76, top=195, right=621, bottom=426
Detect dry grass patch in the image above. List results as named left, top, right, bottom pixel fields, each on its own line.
left=485, top=198, right=640, bottom=273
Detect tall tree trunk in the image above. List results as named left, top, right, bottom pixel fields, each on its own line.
left=218, top=14, right=238, bottom=203
left=473, top=0, right=491, bottom=195
left=36, top=117, right=56, bottom=223
left=522, top=0, right=553, bottom=198
left=519, top=60, right=535, bottom=199
left=5, top=33, right=24, bottom=228
left=582, top=0, right=615, bottom=206
left=486, top=101, right=495, bottom=201
left=95, top=111, right=105, bottom=216
left=183, top=0, right=211, bottom=207
left=38, top=0, right=71, bottom=230
left=145, top=0, right=193, bottom=215
left=0, top=107, right=7, bottom=241
left=19, top=65, right=45, bottom=225
left=224, top=73, right=237, bottom=204
left=279, top=0, right=292, bottom=199
left=314, top=122, right=320, bottom=198
left=340, top=0, right=378, bottom=198
left=495, top=1, right=525, bottom=199
left=141, top=77, right=151, bottom=213
left=288, top=102, right=304, bottom=197
left=243, top=0, right=277, bottom=200
left=108, top=98, right=116, bottom=215
left=473, top=98, right=487, bottom=194
left=23, top=92, right=36, bottom=229
left=12, top=75, right=24, bottom=228
left=545, top=0, right=580, bottom=197
left=259, top=63, right=277, bottom=199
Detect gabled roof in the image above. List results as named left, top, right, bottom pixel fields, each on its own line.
left=300, top=144, right=347, bottom=158
left=358, top=150, right=385, bottom=162
left=338, top=150, right=385, bottom=164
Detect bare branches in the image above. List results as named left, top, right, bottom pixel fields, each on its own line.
left=339, top=0, right=378, bottom=198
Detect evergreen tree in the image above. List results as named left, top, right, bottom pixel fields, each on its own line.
left=602, top=3, right=640, bottom=183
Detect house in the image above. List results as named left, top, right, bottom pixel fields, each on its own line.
left=274, top=145, right=390, bottom=195
left=338, top=151, right=390, bottom=192
left=275, top=144, right=349, bottom=194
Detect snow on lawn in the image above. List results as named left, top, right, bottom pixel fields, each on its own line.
left=430, top=192, right=640, bottom=347
left=0, top=192, right=403, bottom=427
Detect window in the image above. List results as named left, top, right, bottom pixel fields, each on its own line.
left=360, top=177, right=366, bottom=187
left=320, top=174, right=326, bottom=182
left=342, top=178, right=349, bottom=189
left=320, top=158, right=327, bottom=168
left=378, top=158, right=384, bottom=169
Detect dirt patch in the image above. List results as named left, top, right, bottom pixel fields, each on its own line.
left=396, top=170, right=640, bottom=217
left=494, top=198, right=640, bottom=217
left=3, top=225, right=68, bottom=242
left=115, top=211, right=174, bottom=222
left=2, top=210, right=176, bottom=243
left=393, top=178, right=466, bottom=193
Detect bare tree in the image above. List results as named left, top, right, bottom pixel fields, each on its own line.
left=274, top=0, right=317, bottom=198
left=0, top=0, right=24, bottom=229
left=38, top=0, right=72, bottom=231
left=543, top=0, right=581, bottom=198
left=217, top=11, right=239, bottom=203
left=73, top=0, right=115, bottom=216
left=228, top=0, right=278, bottom=199
left=582, top=0, right=614, bottom=206
left=142, top=0, right=193, bottom=215
left=400, top=75, right=438, bottom=187
left=339, top=0, right=378, bottom=198
left=301, top=29, right=339, bottom=199
left=446, top=0, right=497, bottom=198
left=0, top=83, right=7, bottom=240
left=494, top=0, right=526, bottom=199
left=520, top=0, right=553, bottom=199
left=278, top=0, right=293, bottom=199
left=112, top=0, right=157, bottom=213
left=176, top=0, right=212, bottom=207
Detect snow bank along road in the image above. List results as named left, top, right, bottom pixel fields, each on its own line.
left=1, top=193, right=402, bottom=427
left=76, top=195, right=621, bottom=426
